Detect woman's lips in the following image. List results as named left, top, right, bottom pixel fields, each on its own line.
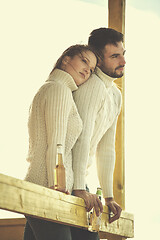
left=80, top=72, right=85, bottom=78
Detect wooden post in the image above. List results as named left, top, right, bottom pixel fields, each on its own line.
left=108, top=0, right=126, bottom=210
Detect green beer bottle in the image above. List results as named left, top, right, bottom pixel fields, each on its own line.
left=88, top=187, right=102, bottom=232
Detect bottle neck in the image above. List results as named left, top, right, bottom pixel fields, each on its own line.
left=56, top=144, right=64, bottom=165
left=96, top=188, right=102, bottom=200
left=57, top=153, right=63, bottom=165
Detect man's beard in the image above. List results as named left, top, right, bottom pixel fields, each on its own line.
left=107, top=71, right=124, bottom=78
left=102, top=65, right=125, bottom=78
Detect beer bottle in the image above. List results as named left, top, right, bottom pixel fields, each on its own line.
left=88, top=187, right=102, bottom=232
left=54, top=144, right=66, bottom=192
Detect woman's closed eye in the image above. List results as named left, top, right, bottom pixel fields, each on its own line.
left=82, top=58, right=88, bottom=64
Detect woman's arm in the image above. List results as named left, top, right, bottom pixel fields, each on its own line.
left=44, top=83, right=72, bottom=187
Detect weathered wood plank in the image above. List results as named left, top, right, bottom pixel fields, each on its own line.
left=108, top=0, right=126, bottom=210
left=0, top=174, right=134, bottom=238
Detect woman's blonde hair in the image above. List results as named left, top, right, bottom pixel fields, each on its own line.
left=50, top=44, right=97, bottom=75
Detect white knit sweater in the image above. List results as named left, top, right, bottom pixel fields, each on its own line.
left=25, top=69, right=82, bottom=193
left=72, top=67, right=122, bottom=198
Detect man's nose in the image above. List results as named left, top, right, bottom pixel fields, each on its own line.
left=121, top=56, right=126, bottom=65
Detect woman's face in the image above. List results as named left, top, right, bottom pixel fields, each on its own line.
left=63, top=50, right=97, bottom=86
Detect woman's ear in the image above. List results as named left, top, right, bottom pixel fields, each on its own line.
left=61, top=56, right=71, bottom=70
left=62, top=56, right=70, bottom=65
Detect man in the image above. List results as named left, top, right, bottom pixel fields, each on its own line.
left=72, top=28, right=126, bottom=229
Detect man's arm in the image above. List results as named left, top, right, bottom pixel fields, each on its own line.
left=72, top=77, right=104, bottom=215
left=96, top=117, right=122, bottom=223
left=72, top=190, right=103, bottom=216
left=72, top=76, right=102, bottom=190
left=72, top=105, right=104, bottom=215
left=105, top=197, right=122, bottom=223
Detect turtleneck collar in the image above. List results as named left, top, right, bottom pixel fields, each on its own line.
left=95, top=67, right=116, bottom=88
left=46, top=69, right=78, bottom=92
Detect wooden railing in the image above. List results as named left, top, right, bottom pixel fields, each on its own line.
left=0, top=173, right=134, bottom=240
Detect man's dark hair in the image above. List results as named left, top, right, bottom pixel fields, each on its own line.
left=88, top=28, right=124, bottom=59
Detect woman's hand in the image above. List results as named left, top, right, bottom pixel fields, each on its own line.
left=50, top=186, right=70, bottom=195
left=73, top=190, right=103, bottom=217
left=105, top=197, right=122, bottom=223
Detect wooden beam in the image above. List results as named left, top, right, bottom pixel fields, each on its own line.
left=108, top=0, right=126, bottom=210
left=0, top=218, right=26, bottom=240
left=108, top=0, right=125, bottom=33
left=0, top=174, right=134, bottom=239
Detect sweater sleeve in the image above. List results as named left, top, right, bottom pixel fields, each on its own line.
left=72, top=80, right=102, bottom=189
left=96, top=116, right=118, bottom=198
left=72, top=104, right=97, bottom=190
left=44, top=83, right=72, bottom=187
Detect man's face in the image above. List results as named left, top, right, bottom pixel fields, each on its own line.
left=98, top=41, right=126, bottom=78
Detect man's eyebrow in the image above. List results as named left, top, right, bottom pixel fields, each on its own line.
left=110, top=50, right=126, bottom=58
left=110, top=53, right=120, bottom=57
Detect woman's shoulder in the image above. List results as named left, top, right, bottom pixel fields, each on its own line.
left=32, top=81, right=72, bottom=106
left=40, top=81, right=72, bottom=96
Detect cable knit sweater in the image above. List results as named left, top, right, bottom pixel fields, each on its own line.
left=25, top=69, right=82, bottom=193
left=72, top=67, right=122, bottom=198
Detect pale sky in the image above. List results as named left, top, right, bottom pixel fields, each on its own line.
left=0, top=0, right=160, bottom=239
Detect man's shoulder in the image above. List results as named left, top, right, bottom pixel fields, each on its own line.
left=112, top=83, right=122, bottom=109
left=88, top=73, right=105, bottom=86
left=73, top=74, right=106, bottom=110
left=112, top=83, right=122, bottom=98
left=75, top=73, right=105, bottom=93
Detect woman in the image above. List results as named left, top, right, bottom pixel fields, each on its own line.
left=23, top=44, right=97, bottom=240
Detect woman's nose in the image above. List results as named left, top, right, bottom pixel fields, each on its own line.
left=84, top=66, right=90, bottom=74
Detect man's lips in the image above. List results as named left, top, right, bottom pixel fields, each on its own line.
left=118, top=67, right=124, bottom=71
left=116, top=66, right=124, bottom=71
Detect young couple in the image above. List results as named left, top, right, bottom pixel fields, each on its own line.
left=23, top=27, right=126, bottom=240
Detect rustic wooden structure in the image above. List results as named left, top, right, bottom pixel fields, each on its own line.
left=0, top=173, right=134, bottom=240
left=108, top=0, right=126, bottom=210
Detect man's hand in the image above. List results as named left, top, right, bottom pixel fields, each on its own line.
left=50, top=186, right=70, bottom=195
left=73, top=190, right=103, bottom=217
left=105, top=197, right=122, bottom=223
